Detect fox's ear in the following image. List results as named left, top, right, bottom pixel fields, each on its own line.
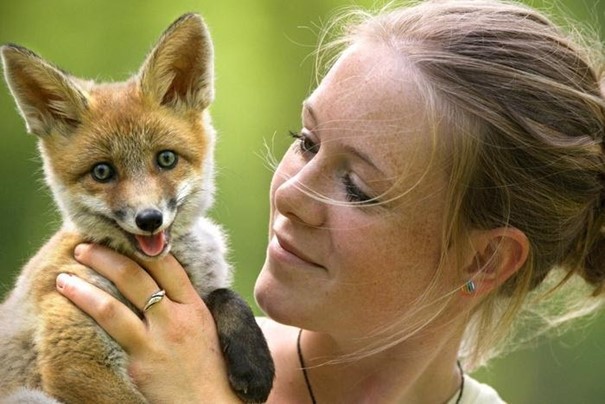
left=138, top=13, right=214, bottom=112
left=1, top=45, right=88, bottom=137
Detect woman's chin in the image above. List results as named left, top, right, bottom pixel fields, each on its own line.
left=254, top=267, right=305, bottom=327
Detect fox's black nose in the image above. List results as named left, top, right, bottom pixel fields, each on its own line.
left=136, top=209, right=163, bottom=232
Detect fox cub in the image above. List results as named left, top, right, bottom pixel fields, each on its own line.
left=0, top=13, right=274, bottom=403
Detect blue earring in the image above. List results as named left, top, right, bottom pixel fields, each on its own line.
left=461, top=280, right=476, bottom=295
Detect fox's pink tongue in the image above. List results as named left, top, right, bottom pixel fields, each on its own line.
left=135, top=232, right=166, bottom=257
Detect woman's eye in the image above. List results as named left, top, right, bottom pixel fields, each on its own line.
left=287, top=131, right=377, bottom=206
left=289, top=131, right=319, bottom=155
left=343, top=174, right=376, bottom=205
left=157, top=150, right=178, bottom=169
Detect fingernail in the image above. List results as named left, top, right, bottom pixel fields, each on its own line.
left=74, top=243, right=87, bottom=259
left=56, top=273, right=71, bottom=289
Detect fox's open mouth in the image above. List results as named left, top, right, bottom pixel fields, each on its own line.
left=100, top=212, right=174, bottom=258
left=95, top=215, right=172, bottom=258
left=134, top=231, right=168, bottom=257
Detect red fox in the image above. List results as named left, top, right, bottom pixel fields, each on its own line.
left=0, top=13, right=273, bottom=403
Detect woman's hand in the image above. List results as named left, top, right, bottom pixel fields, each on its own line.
left=56, top=243, right=242, bottom=403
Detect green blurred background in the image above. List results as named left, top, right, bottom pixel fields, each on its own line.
left=0, top=1, right=604, bottom=402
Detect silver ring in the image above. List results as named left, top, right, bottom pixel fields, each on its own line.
left=143, top=289, right=166, bottom=312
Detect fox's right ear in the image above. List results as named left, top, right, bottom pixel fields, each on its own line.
left=1, top=45, right=88, bottom=137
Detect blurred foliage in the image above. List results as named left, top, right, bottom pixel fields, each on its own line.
left=0, top=1, right=603, bottom=402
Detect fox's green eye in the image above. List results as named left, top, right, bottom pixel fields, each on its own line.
left=91, top=163, right=115, bottom=182
left=157, top=150, right=178, bottom=169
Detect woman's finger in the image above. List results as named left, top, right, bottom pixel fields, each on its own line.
left=74, top=243, right=164, bottom=312
left=135, top=253, right=201, bottom=304
left=55, top=273, right=148, bottom=355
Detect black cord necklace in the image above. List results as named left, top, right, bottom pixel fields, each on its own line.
left=296, top=329, right=465, bottom=404
left=456, top=360, right=465, bottom=404
left=297, top=328, right=317, bottom=404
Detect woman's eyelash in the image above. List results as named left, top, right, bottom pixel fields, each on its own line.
left=289, top=130, right=319, bottom=155
left=343, top=174, right=375, bottom=204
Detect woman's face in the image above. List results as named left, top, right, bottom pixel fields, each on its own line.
left=255, top=42, right=455, bottom=337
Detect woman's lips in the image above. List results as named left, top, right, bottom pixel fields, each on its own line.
left=271, top=233, right=324, bottom=268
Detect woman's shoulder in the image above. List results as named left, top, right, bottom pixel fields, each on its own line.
left=454, top=374, right=506, bottom=404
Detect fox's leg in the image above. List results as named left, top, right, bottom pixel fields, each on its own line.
left=205, top=288, right=275, bottom=403
left=37, top=292, right=146, bottom=404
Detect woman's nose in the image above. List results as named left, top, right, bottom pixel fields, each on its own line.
left=273, top=162, right=326, bottom=228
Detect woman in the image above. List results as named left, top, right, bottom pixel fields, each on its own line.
left=56, top=0, right=605, bottom=402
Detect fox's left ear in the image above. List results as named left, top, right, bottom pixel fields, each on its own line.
left=138, top=13, right=214, bottom=112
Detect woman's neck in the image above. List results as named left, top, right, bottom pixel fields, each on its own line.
left=298, top=326, right=464, bottom=404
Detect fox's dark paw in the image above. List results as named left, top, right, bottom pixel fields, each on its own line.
left=205, top=288, right=275, bottom=403
left=224, top=337, right=274, bottom=403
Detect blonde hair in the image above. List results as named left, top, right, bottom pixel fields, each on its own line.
left=316, top=0, right=605, bottom=368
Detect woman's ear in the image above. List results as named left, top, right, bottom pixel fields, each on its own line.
left=461, top=227, right=529, bottom=297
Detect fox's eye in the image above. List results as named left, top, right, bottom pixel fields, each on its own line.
left=157, top=150, right=178, bottom=169
left=91, top=163, right=115, bottom=183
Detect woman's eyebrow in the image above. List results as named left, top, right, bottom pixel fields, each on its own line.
left=303, top=101, right=387, bottom=177
left=302, top=101, right=317, bottom=126
left=341, top=144, right=386, bottom=177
